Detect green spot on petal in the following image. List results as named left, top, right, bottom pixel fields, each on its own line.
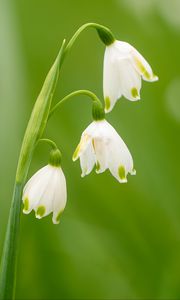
left=36, top=206, right=46, bottom=218
left=131, top=87, right=139, bottom=98
left=72, top=144, right=80, bottom=161
left=105, top=97, right=111, bottom=111
left=23, top=197, right=29, bottom=212
left=96, top=161, right=100, bottom=172
left=118, top=165, right=126, bottom=181
left=144, top=70, right=151, bottom=80
left=134, top=57, right=151, bottom=79
left=56, top=211, right=62, bottom=223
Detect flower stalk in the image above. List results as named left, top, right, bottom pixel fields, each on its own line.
left=64, top=22, right=115, bottom=58
left=0, top=39, right=66, bottom=300
left=49, top=89, right=104, bottom=119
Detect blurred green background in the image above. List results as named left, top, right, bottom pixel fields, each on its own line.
left=0, top=0, right=180, bottom=299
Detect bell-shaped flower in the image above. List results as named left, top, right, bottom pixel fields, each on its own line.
left=73, top=119, right=135, bottom=183
left=22, top=149, right=67, bottom=224
left=103, top=40, right=158, bottom=112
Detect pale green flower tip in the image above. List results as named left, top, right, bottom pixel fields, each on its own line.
left=131, top=87, right=140, bottom=100
left=53, top=211, right=63, bottom=224
left=131, top=168, right=136, bottom=175
left=23, top=209, right=30, bottom=215
left=119, top=178, right=128, bottom=183
left=36, top=206, right=46, bottom=219
left=118, top=165, right=127, bottom=183
left=153, top=74, right=159, bottom=81
left=23, top=197, right=29, bottom=214
left=104, top=96, right=111, bottom=113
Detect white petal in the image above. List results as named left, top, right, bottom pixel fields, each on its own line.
left=23, top=165, right=48, bottom=196
left=93, top=137, right=108, bottom=173
left=110, top=40, right=132, bottom=58
left=52, top=168, right=67, bottom=224
left=23, top=165, right=53, bottom=214
left=117, top=58, right=141, bottom=101
left=103, top=46, right=122, bottom=112
left=72, top=122, right=97, bottom=161
left=131, top=47, right=158, bottom=82
left=80, top=141, right=95, bottom=177
left=35, top=167, right=58, bottom=219
left=103, top=123, right=134, bottom=182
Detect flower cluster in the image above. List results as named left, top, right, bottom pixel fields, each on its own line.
left=22, top=28, right=158, bottom=224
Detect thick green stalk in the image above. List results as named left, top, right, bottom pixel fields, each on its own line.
left=0, top=40, right=66, bottom=300
left=0, top=183, right=23, bottom=299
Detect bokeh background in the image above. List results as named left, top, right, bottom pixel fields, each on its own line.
left=0, top=0, right=180, bottom=299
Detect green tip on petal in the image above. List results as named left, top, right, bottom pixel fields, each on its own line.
left=96, top=161, right=101, bottom=172
left=23, top=197, right=29, bottom=213
left=153, top=74, right=159, bottom=81
left=134, top=57, right=151, bottom=80
left=105, top=97, right=111, bottom=111
left=36, top=206, right=46, bottom=218
left=131, top=87, right=139, bottom=98
left=118, top=165, right=127, bottom=182
left=72, top=144, right=80, bottom=161
left=81, top=167, right=87, bottom=177
left=55, top=211, right=62, bottom=224
left=131, top=168, right=136, bottom=175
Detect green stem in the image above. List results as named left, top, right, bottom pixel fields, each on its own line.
left=0, top=183, right=23, bottom=299
left=38, top=138, right=58, bottom=150
left=49, top=89, right=102, bottom=118
left=64, top=23, right=115, bottom=58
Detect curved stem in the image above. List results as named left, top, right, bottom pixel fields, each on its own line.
left=63, top=23, right=115, bottom=59
left=49, top=89, right=102, bottom=118
left=38, top=138, right=58, bottom=150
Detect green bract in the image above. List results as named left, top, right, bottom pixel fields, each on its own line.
left=16, top=40, right=66, bottom=184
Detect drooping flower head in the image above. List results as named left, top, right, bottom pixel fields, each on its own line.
left=73, top=119, right=135, bottom=183
left=103, top=40, right=158, bottom=112
left=22, top=149, right=67, bottom=224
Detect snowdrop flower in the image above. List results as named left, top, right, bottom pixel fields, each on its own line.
left=73, top=119, right=135, bottom=183
left=103, top=40, right=158, bottom=112
left=22, top=149, right=67, bottom=224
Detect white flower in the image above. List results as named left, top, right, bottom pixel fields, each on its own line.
left=103, top=40, right=158, bottom=112
left=22, top=165, right=67, bottom=224
left=73, top=120, right=135, bottom=183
